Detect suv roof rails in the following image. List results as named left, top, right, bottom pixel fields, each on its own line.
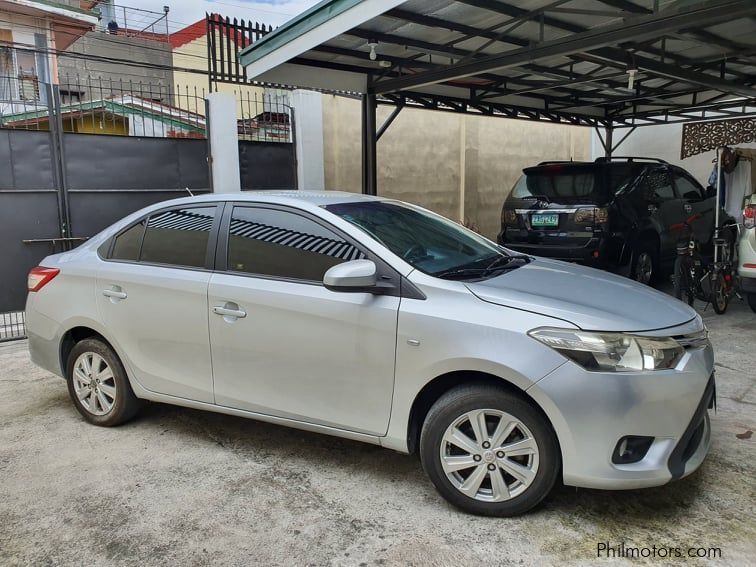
left=535, top=160, right=591, bottom=166
left=594, top=156, right=669, bottom=164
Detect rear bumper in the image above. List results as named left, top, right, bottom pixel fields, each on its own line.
left=498, top=233, right=609, bottom=265
left=26, top=297, right=64, bottom=378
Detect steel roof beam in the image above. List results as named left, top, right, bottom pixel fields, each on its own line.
left=371, top=0, right=756, bottom=94
left=456, top=0, right=752, bottom=79
left=582, top=49, right=756, bottom=98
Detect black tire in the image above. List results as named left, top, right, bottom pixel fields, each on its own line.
left=630, top=241, right=660, bottom=286
left=673, top=256, right=695, bottom=306
left=419, top=384, right=560, bottom=517
left=709, top=273, right=729, bottom=315
left=748, top=292, right=756, bottom=314
left=66, top=338, right=141, bottom=426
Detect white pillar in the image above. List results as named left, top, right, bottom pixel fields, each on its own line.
left=206, top=93, right=241, bottom=193
left=291, top=89, right=325, bottom=190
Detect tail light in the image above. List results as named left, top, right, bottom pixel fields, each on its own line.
left=28, top=266, right=60, bottom=292
left=744, top=204, right=755, bottom=229
left=575, top=207, right=609, bottom=225
left=503, top=209, right=518, bottom=226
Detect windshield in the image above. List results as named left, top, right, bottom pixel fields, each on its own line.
left=325, top=201, right=527, bottom=280
left=512, top=164, right=641, bottom=203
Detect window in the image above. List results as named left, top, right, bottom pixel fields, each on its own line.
left=643, top=169, right=675, bottom=201
left=140, top=206, right=215, bottom=268
left=674, top=174, right=704, bottom=201
left=228, top=207, right=364, bottom=281
left=0, top=43, right=13, bottom=100
left=111, top=221, right=145, bottom=261
left=16, top=49, right=39, bottom=101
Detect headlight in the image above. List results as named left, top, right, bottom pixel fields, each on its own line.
left=528, top=327, right=684, bottom=372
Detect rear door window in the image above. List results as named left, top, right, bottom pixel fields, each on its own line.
left=139, top=206, right=216, bottom=268
left=227, top=206, right=364, bottom=282
left=110, top=220, right=145, bottom=261
left=674, top=173, right=705, bottom=201
left=643, top=169, right=676, bottom=201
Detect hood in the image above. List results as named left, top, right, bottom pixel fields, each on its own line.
left=466, top=258, right=696, bottom=333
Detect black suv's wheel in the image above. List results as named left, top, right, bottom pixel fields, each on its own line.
left=630, top=241, right=659, bottom=286
left=748, top=292, right=756, bottom=314
left=66, top=338, right=141, bottom=426
left=419, top=384, right=559, bottom=517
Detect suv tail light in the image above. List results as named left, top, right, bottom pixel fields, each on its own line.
left=28, top=266, right=60, bottom=292
left=575, top=207, right=609, bottom=225
left=744, top=204, right=755, bottom=229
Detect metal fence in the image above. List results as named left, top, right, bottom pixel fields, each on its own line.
left=0, top=75, right=293, bottom=143
left=207, top=14, right=273, bottom=86
left=0, top=311, right=25, bottom=342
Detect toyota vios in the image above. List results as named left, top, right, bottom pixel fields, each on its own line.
left=26, top=192, right=714, bottom=516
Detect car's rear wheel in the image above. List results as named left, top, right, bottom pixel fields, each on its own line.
left=631, top=242, right=659, bottom=286
left=419, top=384, right=559, bottom=517
left=66, top=338, right=141, bottom=426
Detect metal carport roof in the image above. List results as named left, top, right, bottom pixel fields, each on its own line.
left=237, top=0, right=756, bottom=193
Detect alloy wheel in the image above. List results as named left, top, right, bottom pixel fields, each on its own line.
left=72, top=352, right=117, bottom=416
left=635, top=252, right=653, bottom=285
left=440, top=409, right=539, bottom=502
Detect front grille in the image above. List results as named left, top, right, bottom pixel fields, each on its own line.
left=674, top=329, right=710, bottom=350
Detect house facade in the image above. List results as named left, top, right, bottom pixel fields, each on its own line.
left=0, top=0, right=97, bottom=112
left=170, top=15, right=266, bottom=117
left=56, top=1, right=174, bottom=104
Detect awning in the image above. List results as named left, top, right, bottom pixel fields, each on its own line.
left=239, top=0, right=756, bottom=128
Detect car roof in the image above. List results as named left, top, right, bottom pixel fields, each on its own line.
left=150, top=190, right=384, bottom=209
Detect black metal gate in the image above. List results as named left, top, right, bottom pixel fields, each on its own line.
left=0, top=82, right=296, bottom=339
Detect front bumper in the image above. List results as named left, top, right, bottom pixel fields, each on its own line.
left=526, top=338, right=714, bottom=490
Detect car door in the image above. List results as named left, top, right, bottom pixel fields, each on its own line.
left=97, top=203, right=220, bottom=403
left=207, top=203, right=400, bottom=436
left=673, top=170, right=715, bottom=246
left=640, top=167, right=684, bottom=263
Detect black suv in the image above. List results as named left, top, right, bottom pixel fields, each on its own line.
left=497, top=157, right=720, bottom=284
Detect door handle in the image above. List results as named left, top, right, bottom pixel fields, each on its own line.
left=102, top=288, right=127, bottom=300
left=213, top=304, right=247, bottom=319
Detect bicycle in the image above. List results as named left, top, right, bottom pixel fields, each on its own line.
left=673, top=213, right=737, bottom=314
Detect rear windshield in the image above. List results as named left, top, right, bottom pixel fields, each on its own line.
left=511, top=164, right=641, bottom=203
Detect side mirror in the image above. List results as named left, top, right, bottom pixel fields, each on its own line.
left=323, top=259, right=377, bottom=292
left=704, top=185, right=717, bottom=199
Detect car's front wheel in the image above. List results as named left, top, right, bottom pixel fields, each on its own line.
left=420, top=384, right=560, bottom=516
left=66, top=338, right=141, bottom=426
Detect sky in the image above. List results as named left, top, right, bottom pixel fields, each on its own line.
left=122, top=0, right=322, bottom=32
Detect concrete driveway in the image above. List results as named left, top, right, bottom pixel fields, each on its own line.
left=1, top=297, right=754, bottom=566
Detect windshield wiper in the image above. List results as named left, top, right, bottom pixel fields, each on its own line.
left=435, top=255, right=530, bottom=280
left=522, top=194, right=551, bottom=203
left=481, top=254, right=529, bottom=276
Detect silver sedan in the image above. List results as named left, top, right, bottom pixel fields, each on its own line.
left=26, top=191, right=714, bottom=516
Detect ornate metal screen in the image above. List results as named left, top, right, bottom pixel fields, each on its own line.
left=681, top=117, right=756, bottom=158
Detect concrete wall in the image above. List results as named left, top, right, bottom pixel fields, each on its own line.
left=322, top=95, right=591, bottom=239
left=592, top=124, right=756, bottom=186
left=58, top=31, right=173, bottom=100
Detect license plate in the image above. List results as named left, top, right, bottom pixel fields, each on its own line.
left=531, top=213, right=559, bottom=227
